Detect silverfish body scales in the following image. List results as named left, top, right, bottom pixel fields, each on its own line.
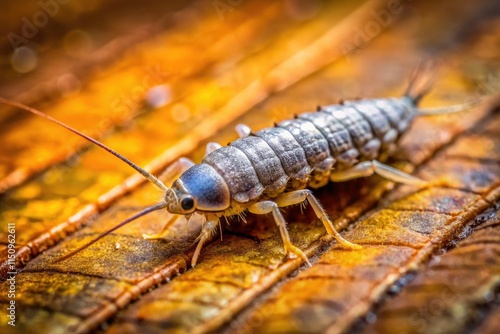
left=201, top=96, right=414, bottom=204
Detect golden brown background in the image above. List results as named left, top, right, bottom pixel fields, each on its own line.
left=0, top=0, right=500, bottom=333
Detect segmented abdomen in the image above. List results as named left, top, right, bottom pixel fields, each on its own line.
left=203, top=97, right=416, bottom=203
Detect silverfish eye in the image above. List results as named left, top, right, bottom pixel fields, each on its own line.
left=181, top=196, right=195, bottom=211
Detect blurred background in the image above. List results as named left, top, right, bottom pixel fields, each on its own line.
left=1, top=0, right=499, bottom=108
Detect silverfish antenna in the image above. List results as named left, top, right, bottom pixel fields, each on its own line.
left=0, top=97, right=169, bottom=192
left=55, top=201, right=168, bottom=262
